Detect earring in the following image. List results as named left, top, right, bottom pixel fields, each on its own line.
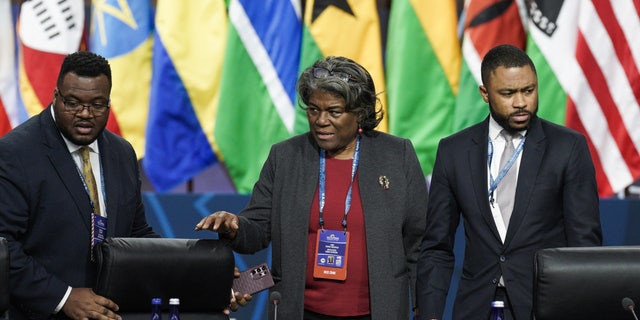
left=358, top=126, right=363, bottom=133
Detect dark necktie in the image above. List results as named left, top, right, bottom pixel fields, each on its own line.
left=496, top=130, right=517, bottom=229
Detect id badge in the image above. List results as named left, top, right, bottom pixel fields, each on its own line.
left=92, top=213, right=107, bottom=246
left=313, top=229, right=349, bottom=281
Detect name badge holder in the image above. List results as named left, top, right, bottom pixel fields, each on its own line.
left=313, top=229, right=349, bottom=280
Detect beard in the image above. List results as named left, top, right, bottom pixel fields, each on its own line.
left=489, top=105, right=538, bottom=133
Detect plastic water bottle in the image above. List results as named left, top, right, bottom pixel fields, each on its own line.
left=150, top=298, right=162, bottom=320
left=168, top=298, right=180, bottom=320
left=489, top=300, right=505, bottom=320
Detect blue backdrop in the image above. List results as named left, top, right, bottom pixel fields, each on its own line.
left=141, top=194, right=640, bottom=320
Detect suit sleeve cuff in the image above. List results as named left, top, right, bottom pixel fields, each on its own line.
left=54, top=286, right=71, bottom=313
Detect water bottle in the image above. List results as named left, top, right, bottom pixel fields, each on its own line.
left=489, top=300, right=505, bottom=320
left=150, top=298, right=162, bottom=320
left=168, top=298, right=180, bottom=320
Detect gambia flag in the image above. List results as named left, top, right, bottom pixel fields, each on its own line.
left=90, top=0, right=154, bottom=158
left=526, top=0, right=640, bottom=196
left=386, top=0, right=461, bottom=175
left=453, top=0, right=526, bottom=132
left=296, top=0, right=388, bottom=134
left=215, top=0, right=302, bottom=193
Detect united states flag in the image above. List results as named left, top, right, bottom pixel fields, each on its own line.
left=527, top=0, right=640, bottom=197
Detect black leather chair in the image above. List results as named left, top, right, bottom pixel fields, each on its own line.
left=533, top=246, right=640, bottom=320
left=95, top=237, right=234, bottom=320
left=0, top=237, right=8, bottom=319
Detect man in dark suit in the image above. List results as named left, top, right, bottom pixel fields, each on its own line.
left=416, top=44, right=602, bottom=320
left=0, top=51, right=158, bottom=319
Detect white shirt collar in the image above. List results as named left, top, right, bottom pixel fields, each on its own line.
left=488, top=114, right=527, bottom=141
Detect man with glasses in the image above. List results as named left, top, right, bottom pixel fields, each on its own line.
left=0, top=51, right=159, bottom=320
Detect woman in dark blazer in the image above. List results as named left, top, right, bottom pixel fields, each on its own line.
left=196, top=56, right=428, bottom=319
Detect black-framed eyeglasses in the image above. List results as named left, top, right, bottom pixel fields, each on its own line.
left=313, top=67, right=351, bottom=82
left=55, top=90, right=110, bottom=115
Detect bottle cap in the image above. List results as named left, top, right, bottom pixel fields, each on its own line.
left=169, top=298, right=180, bottom=305
left=151, top=298, right=162, bottom=305
left=491, top=300, right=505, bottom=308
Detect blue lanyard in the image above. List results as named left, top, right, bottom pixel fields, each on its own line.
left=74, top=152, right=107, bottom=215
left=488, top=134, right=525, bottom=205
left=318, top=135, right=360, bottom=231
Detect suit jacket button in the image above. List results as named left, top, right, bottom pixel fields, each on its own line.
left=500, top=255, right=506, bottom=262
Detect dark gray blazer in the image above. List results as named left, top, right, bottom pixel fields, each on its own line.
left=417, top=116, right=602, bottom=320
left=229, top=131, right=428, bottom=319
left=0, top=107, right=158, bottom=319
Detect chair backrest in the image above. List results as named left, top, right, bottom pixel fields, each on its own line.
left=95, top=237, right=234, bottom=318
left=0, top=237, right=8, bottom=316
left=533, top=246, right=640, bottom=320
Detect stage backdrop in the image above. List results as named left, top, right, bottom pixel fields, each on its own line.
left=141, top=193, right=640, bottom=320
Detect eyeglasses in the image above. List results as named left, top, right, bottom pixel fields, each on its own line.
left=313, top=67, right=351, bottom=82
left=56, top=90, right=110, bottom=115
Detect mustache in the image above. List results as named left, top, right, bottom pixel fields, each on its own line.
left=74, top=120, right=94, bottom=126
left=510, top=110, right=533, bottom=117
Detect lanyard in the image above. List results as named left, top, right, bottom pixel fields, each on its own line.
left=318, top=135, right=360, bottom=232
left=74, top=154, right=107, bottom=215
left=488, top=135, right=525, bottom=206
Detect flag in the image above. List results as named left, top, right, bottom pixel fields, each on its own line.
left=452, top=0, right=526, bottom=131
left=143, top=0, right=227, bottom=192
left=0, top=0, right=23, bottom=136
left=17, top=0, right=84, bottom=116
left=297, top=0, right=388, bottom=133
left=386, top=0, right=461, bottom=175
left=214, top=0, right=302, bottom=193
left=90, top=0, right=153, bottom=158
left=526, top=0, right=640, bottom=196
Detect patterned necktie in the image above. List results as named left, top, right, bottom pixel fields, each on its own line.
left=496, top=130, right=517, bottom=229
left=79, top=147, right=101, bottom=216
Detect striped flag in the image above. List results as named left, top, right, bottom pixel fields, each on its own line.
left=0, top=0, right=22, bottom=136
left=17, top=0, right=84, bottom=116
left=89, top=0, right=153, bottom=158
left=143, top=0, right=227, bottom=192
left=386, top=0, right=461, bottom=175
left=298, top=0, right=388, bottom=133
left=453, top=0, right=526, bottom=132
left=526, top=0, right=640, bottom=196
left=214, top=0, right=301, bottom=193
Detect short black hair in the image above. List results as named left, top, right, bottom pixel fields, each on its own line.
left=297, top=56, right=383, bottom=132
left=481, top=44, right=536, bottom=85
left=56, top=51, right=112, bottom=89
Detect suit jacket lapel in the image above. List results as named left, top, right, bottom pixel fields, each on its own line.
left=98, top=134, right=119, bottom=236
left=470, top=121, right=502, bottom=242
left=504, top=117, right=545, bottom=245
left=40, top=107, right=92, bottom=231
left=355, top=134, right=379, bottom=234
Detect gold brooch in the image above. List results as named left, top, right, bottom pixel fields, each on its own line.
left=378, top=175, right=389, bottom=190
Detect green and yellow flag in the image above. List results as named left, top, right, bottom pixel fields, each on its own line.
left=386, top=0, right=461, bottom=175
